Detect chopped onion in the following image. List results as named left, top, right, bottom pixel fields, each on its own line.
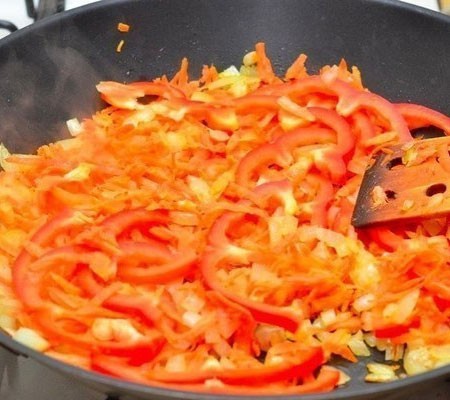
left=13, top=328, right=50, bottom=352
left=66, top=118, right=83, bottom=136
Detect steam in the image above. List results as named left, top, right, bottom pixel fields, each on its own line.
left=0, top=24, right=120, bottom=154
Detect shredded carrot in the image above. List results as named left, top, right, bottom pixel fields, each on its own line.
left=117, top=22, right=130, bottom=33
left=0, top=42, right=449, bottom=394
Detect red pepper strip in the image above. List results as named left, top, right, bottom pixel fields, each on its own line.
left=201, top=250, right=301, bottom=332
left=434, top=295, right=450, bottom=312
left=395, top=103, right=450, bottom=134
left=206, top=291, right=257, bottom=354
left=76, top=268, right=162, bottom=325
left=374, top=317, right=420, bottom=339
left=146, top=346, right=324, bottom=384
left=34, top=308, right=165, bottom=366
left=329, top=79, right=412, bottom=142
left=96, top=81, right=185, bottom=109
left=92, top=355, right=337, bottom=395
left=275, top=126, right=346, bottom=182
left=234, top=95, right=280, bottom=114
left=100, top=208, right=169, bottom=238
left=117, top=241, right=198, bottom=284
left=252, top=179, right=297, bottom=215
left=283, top=75, right=334, bottom=99
left=235, top=142, right=288, bottom=188
left=15, top=244, right=88, bottom=309
left=308, top=107, right=355, bottom=156
left=350, top=111, right=376, bottom=144
left=157, top=99, right=240, bottom=132
left=12, top=210, right=76, bottom=307
left=305, top=174, right=334, bottom=227
left=235, top=127, right=336, bottom=188
left=366, top=227, right=405, bottom=252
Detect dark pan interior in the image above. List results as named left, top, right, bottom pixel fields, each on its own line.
left=0, top=0, right=449, bottom=399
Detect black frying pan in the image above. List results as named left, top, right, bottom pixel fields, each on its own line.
left=0, top=0, right=449, bottom=399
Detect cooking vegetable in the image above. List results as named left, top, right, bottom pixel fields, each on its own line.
left=0, top=43, right=449, bottom=394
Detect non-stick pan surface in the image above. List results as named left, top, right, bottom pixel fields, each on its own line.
left=0, top=0, right=449, bottom=399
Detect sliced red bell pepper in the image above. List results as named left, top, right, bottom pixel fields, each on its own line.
left=252, top=179, right=298, bottom=215
left=235, top=142, right=288, bottom=188
left=99, top=208, right=169, bottom=238
left=91, top=354, right=337, bottom=395
left=12, top=210, right=78, bottom=308
left=308, top=106, right=355, bottom=156
left=117, top=240, right=198, bottom=284
left=235, top=127, right=337, bottom=188
left=96, top=81, right=185, bottom=109
left=34, top=308, right=165, bottom=365
left=201, top=250, right=302, bottom=332
left=206, top=291, right=257, bottom=354
left=15, top=244, right=87, bottom=309
left=395, top=103, right=450, bottom=134
left=76, top=268, right=162, bottom=326
left=234, top=95, right=280, bottom=114
left=350, top=111, right=376, bottom=144
left=374, top=317, right=420, bottom=339
left=328, top=79, right=412, bottom=142
left=366, top=227, right=405, bottom=252
left=433, top=295, right=450, bottom=312
left=144, top=345, right=323, bottom=384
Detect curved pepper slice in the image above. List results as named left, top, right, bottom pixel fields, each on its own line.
left=35, top=308, right=165, bottom=366
left=92, top=354, right=337, bottom=395
left=77, top=267, right=162, bottom=326
left=100, top=208, right=169, bottom=238
left=308, top=107, right=355, bottom=156
left=96, top=81, right=185, bottom=110
left=236, top=127, right=336, bottom=188
left=117, top=240, right=198, bottom=284
left=327, top=79, right=412, bottom=142
left=374, top=317, right=420, bottom=339
left=12, top=210, right=79, bottom=308
left=93, top=344, right=323, bottom=385
left=395, top=103, right=450, bottom=134
left=202, top=219, right=301, bottom=332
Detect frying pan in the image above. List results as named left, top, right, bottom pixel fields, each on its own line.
left=0, top=0, right=449, bottom=399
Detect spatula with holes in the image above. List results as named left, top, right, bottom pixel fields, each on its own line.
left=351, top=135, right=450, bottom=228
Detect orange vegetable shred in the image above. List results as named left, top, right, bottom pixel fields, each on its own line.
left=117, top=22, right=130, bottom=32
left=0, top=42, right=449, bottom=395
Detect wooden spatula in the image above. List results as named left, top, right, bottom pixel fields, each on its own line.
left=351, top=136, right=450, bottom=228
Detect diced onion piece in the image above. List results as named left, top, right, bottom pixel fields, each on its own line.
left=182, top=310, right=202, bottom=327
left=0, top=314, right=16, bottom=330
left=187, top=175, right=213, bottom=203
left=66, top=118, right=83, bottom=136
left=365, top=362, right=398, bottom=382
left=348, top=331, right=371, bottom=357
left=0, top=143, right=11, bottom=171
left=13, top=328, right=50, bottom=351
left=218, top=65, right=240, bottom=77
left=382, top=288, right=419, bottom=325
left=209, top=129, right=229, bottom=142
left=91, top=318, right=142, bottom=342
left=243, top=51, right=257, bottom=66
left=370, top=185, right=387, bottom=208
left=165, top=354, right=187, bottom=372
left=353, top=294, right=376, bottom=312
left=201, top=356, right=222, bottom=371
left=64, top=162, right=92, bottom=181
left=404, top=345, right=450, bottom=375
left=268, top=214, right=298, bottom=246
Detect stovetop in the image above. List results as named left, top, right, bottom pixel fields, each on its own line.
left=0, top=0, right=448, bottom=399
